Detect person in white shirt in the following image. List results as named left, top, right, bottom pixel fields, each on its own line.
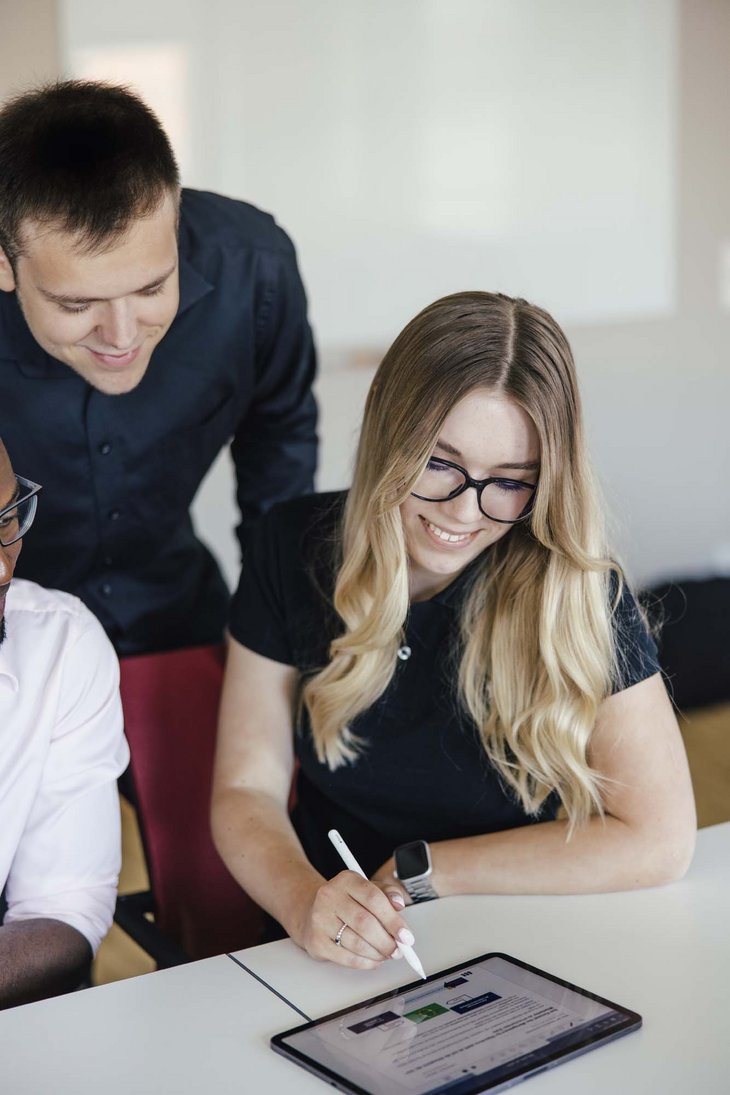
left=0, top=438, right=129, bottom=1008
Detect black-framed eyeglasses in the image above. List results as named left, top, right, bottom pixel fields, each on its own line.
left=0, top=475, right=43, bottom=547
left=412, top=457, right=536, bottom=524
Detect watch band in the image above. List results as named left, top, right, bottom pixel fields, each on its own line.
left=394, top=839, right=439, bottom=903
left=402, top=874, right=438, bottom=902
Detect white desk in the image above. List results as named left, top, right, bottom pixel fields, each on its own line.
left=0, top=954, right=323, bottom=1095
left=1, top=824, right=727, bottom=1094
left=233, top=822, right=730, bottom=1094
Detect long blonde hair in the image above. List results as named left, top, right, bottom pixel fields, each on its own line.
left=302, top=291, right=620, bottom=828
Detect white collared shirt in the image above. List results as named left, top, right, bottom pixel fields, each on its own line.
left=0, top=579, right=129, bottom=954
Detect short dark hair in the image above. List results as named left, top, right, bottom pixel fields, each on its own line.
left=0, top=80, right=179, bottom=265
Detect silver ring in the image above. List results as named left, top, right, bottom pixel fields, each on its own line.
left=334, top=922, right=347, bottom=946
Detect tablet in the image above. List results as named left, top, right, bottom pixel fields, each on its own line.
left=271, top=952, right=641, bottom=1094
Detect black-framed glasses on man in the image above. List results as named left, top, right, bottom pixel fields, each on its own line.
left=0, top=476, right=43, bottom=547
left=411, top=457, right=536, bottom=524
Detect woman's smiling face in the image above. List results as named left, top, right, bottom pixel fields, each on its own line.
left=400, top=388, right=540, bottom=601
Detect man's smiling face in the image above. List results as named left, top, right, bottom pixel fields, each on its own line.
left=0, top=191, right=180, bottom=396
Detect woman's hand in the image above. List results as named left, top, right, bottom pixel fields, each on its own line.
left=295, top=869, right=415, bottom=969
left=371, top=855, right=411, bottom=908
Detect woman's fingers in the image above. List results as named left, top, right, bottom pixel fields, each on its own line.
left=370, top=866, right=410, bottom=911
left=373, top=879, right=408, bottom=909
left=333, top=924, right=394, bottom=964
left=303, top=870, right=415, bottom=968
left=336, top=886, right=408, bottom=957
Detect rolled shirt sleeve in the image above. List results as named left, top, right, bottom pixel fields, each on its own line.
left=4, top=607, right=129, bottom=955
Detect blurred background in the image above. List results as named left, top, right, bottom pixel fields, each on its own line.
left=2, top=0, right=728, bottom=592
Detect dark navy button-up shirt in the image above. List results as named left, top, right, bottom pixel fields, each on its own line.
left=0, top=189, right=317, bottom=655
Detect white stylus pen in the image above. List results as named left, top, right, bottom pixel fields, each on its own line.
left=328, top=828, right=427, bottom=980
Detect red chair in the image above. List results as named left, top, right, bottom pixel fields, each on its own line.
left=114, top=643, right=264, bottom=965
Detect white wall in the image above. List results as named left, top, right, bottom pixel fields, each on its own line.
left=56, top=0, right=730, bottom=588
left=0, top=0, right=59, bottom=102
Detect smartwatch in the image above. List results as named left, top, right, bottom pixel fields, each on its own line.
left=394, top=840, right=438, bottom=902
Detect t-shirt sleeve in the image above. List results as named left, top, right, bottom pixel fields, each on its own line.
left=229, top=505, right=296, bottom=666
left=611, top=581, right=661, bottom=693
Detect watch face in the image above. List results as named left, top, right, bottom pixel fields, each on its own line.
left=395, top=840, right=430, bottom=879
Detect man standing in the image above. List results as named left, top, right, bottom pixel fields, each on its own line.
left=0, top=438, right=128, bottom=1008
left=0, top=81, right=317, bottom=655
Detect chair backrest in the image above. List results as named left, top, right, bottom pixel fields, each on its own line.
left=645, top=578, right=730, bottom=709
left=119, top=643, right=264, bottom=959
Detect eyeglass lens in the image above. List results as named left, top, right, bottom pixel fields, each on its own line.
left=0, top=492, right=38, bottom=547
left=414, top=460, right=533, bottom=522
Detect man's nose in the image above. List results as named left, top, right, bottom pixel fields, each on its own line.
left=98, top=300, right=137, bottom=350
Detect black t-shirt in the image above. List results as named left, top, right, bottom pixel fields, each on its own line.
left=229, top=492, right=660, bottom=880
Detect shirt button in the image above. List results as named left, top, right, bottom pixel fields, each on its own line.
left=101, top=582, right=112, bottom=597
left=98, top=442, right=112, bottom=455
left=109, top=509, right=122, bottom=522
left=397, top=645, right=412, bottom=661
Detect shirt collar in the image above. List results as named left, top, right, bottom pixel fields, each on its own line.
left=176, top=250, right=213, bottom=315
left=4, top=294, right=62, bottom=380
left=0, top=628, right=20, bottom=693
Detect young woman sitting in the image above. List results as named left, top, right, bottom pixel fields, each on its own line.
left=211, top=291, right=696, bottom=971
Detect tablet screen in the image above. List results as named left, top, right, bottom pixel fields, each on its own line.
left=271, top=952, right=641, bottom=1095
